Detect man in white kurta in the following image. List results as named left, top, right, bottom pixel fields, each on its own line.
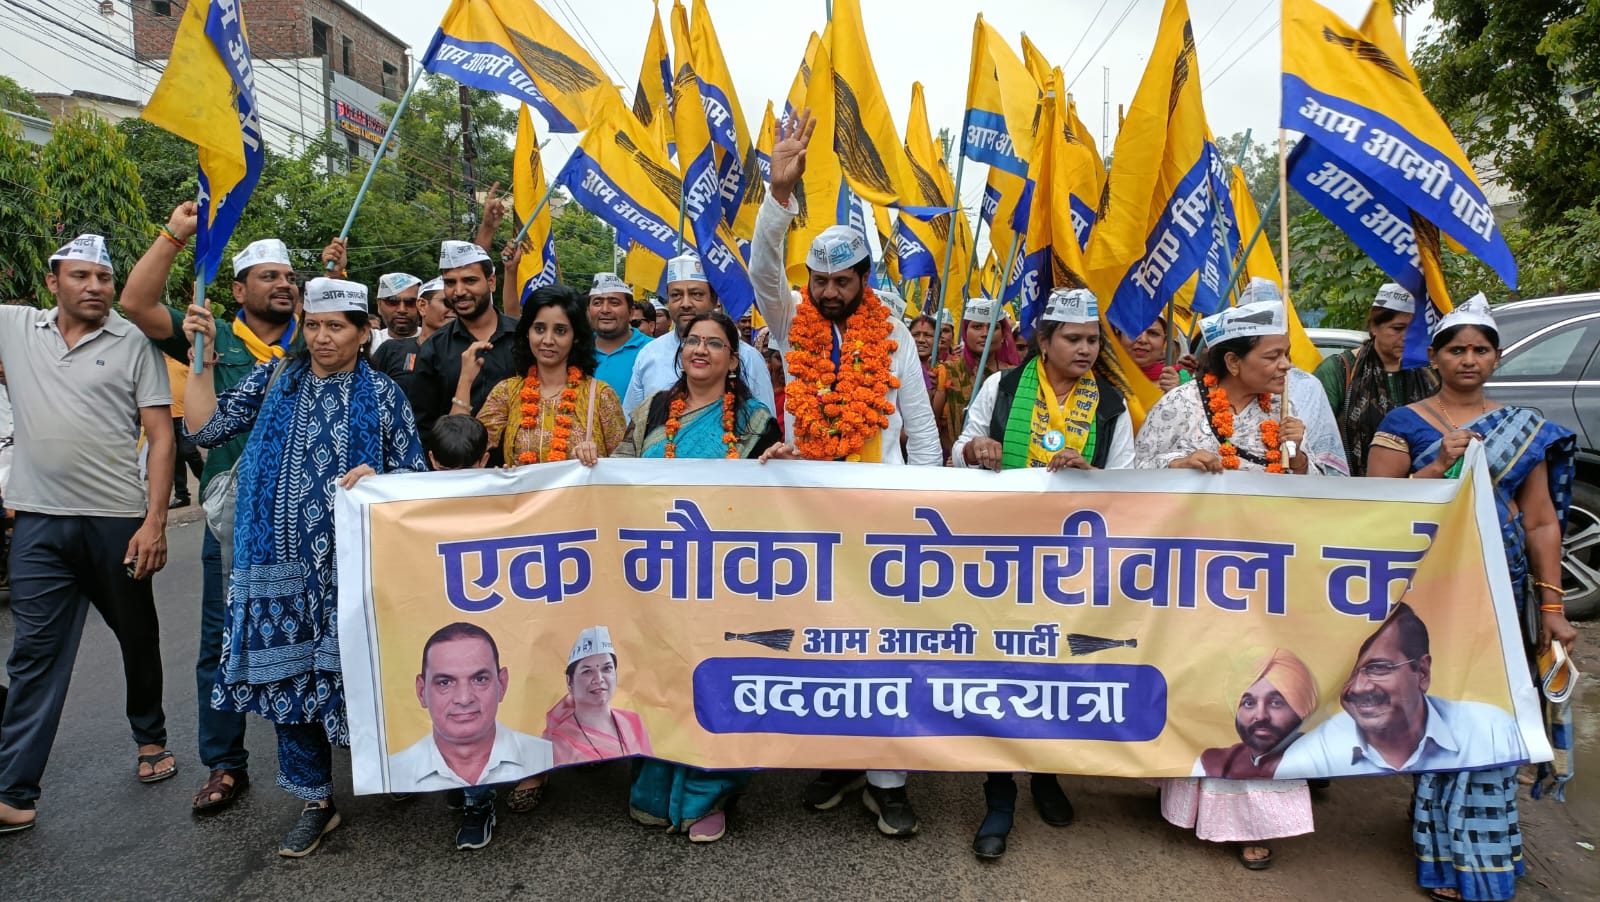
left=749, top=110, right=939, bottom=839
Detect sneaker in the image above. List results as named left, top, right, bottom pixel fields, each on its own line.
left=455, top=801, right=496, bottom=851
left=444, top=788, right=465, bottom=810
left=861, top=784, right=920, bottom=837
left=688, top=809, right=726, bottom=843
left=802, top=770, right=866, bottom=811
left=278, top=802, right=340, bottom=858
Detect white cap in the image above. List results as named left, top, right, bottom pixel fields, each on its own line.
left=377, top=272, right=422, bottom=299
left=419, top=277, right=444, bottom=296
left=1433, top=293, right=1496, bottom=337
left=590, top=272, right=633, bottom=298
left=650, top=297, right=668, bottom=313
left=303, top=277, right=369, bottom=315
left=1199, top=299, right=1288, bottom=346
left=665, top=252, right=708, bottom=285
left=440, top=240, right=492, bottom=272
left=875, top=287, right=907, bottom=319
left=963, top=296, right=998, bottom=323
left=938, top=308, right=953, bottom=328
left=232, top=238, right=290, bottom=276
left=1373, top=283, right=1416, bottom=314
left=567, top=625, right=615, bottom=668
left=49, top=234, right=113, bottom=274
left=1043, top=288, right=1099, bottom=325
left=807, top=225, right=870, bottom=274
left=1236, top=276, right=1283, bottom=307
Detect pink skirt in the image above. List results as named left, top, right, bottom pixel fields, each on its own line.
left=1156, top=777, right=1313, bottom=843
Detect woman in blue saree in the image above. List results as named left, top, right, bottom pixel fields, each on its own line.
left=614, top=310, right=778, bottom=841
left=1367, top=295, right=1579, bottom=902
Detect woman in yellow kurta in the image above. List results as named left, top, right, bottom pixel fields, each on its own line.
left=478, top=285, right=627, bottom=467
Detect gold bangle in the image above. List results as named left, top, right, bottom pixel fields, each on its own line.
left=1540, top=604, right=1566, bottom=613
left=1532, top=579, right=1562, bottom=594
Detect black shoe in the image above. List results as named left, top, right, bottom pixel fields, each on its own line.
left=802, top=770, right=865, bottom=811
left=169, top=496, right=191, bottom=509
left=862, top=784, right=920, bottom=837
left=1030, top=774, right=1075, bottom=827
left=456, top=800, right=496, bottom=851
left=278, top=802, right=340, bottom=858
left=973, top=773, right=1016, bottom=860
left=444, top=788, right=465, bottom=810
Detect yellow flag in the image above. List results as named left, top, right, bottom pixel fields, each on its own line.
left=631, top=1, right=674, bottom=147
left=780, top=30, right=850, bottom=287
left=1021, top=33, right=1053, bottom=88
left=687, top=0, right=764, bottom=240
left=1224, top=163, right=1322, bottom=371
left=512, top=105, right=559, bottom=301
left=903, top=81, right=974, bottom=311
left=963, top=15, right=1042, bottom=173
left=1066, top=98, right=1107, bottom=204
left=424, top=0, right=613, bottom=133
left=872, top=204, right=902, bottom=283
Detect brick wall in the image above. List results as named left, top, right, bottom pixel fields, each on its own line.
left=131, top=0, right=407, bottom=98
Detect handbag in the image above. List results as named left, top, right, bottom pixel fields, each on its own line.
left=201, top=359, right=291, bottom=542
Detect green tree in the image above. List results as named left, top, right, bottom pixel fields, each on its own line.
left=37, top=112, right=148, bottom=303
left=0, top=116, right=50, bottom=302
left=0, top=74, right=46, bottom=118
left=1412, top=1, right=1600, bottom=228
left=550, top=200, right=617, bottom=291
left=389, top=75, right=516, bottom=229
left=1215, top=131, right=1311, bottom=247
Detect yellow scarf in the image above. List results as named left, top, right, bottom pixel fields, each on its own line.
left=233, top=315, right=295, bottom=363
left=1027, top=359, right=1099, bottom=468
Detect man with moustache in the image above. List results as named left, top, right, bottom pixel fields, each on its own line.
left=409, top=241, right=519, bottom=453
left=389, top=623, right=553, bottom=850
left=367, top=272, right=429, bottom=401
left=0, top=235, right=175, bottom=833
left=1276, top=604, right=1526, bottom=778
left=1193, top=650, right=1318, bottom=779
left=588, top=272, right=651, bottom=395
left=120, top=204, right=306, bottom=813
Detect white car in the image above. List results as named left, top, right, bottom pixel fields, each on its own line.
left=1304, top=327, right=1366, bottom=359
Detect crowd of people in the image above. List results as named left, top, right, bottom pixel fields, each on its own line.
left=0, top=113, right=1579, bottom=902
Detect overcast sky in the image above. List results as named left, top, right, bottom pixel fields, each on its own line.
left=349, top=0, right=1434, bottom=215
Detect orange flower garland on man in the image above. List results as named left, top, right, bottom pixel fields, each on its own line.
left=1130, top=296, right=1334, bottom=872
left=476, top=284, right=626, bottom=469
left=748, top=108, right=940, bottom=839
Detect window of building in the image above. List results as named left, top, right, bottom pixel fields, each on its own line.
left=382, top=61, right=398, bottom=100
left=342, top=37, right=355, bottom=77
left=151, top=0, right=171, bottom=16
left=347, top=136, right=360, bottom=160
left=311, top=19, right=330, bottom=58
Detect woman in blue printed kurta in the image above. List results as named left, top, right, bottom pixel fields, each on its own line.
left=182, top=281, right=426, bottom=857
left=1367, top=297, right=1578, bottom=902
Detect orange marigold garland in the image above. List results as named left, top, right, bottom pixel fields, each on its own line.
left=784, top=285, right=899, bottom=461
left=664, top=392, right=740, bottom=459
left=1202, top=374, right=1284, bottom=473
left=516, top=365, right=581, bottom=465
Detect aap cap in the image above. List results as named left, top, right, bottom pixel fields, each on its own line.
left=650, top=297, right=668, bottom=313
left=963, top=296, right=998, bottom=324
left=806, top=225, right=870, bottom=275
left=1042, top=288, right=1099, bottom=325
left=439, top=240, right=491, bottom=272
left=1373, top=283, right=1416, bottom=315
left=665, top=252, right=708, bottom=285
left=303, top=277, right=368, bottom=315
left=875, top=287, right=907, bottom=319
left=1235, top=276, right=1283, bottom=307
left=419, top=277, right=444, bottom=296
left=49, top=234, right=114, bottom=274
left=232, top=238, right=290, bottom=276
left=567, top=625, right=615, bottom=668
left=377, top=273, right=422, bottom=299
left=590, top=271, right=633, bottom=298
left=1198, top=299, right=1287, bottom=347
left=1433, top=293, right=1496, bottom=337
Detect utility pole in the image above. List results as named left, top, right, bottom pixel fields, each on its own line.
left=1102, top=67, right=1111, bottom=151
left=459, top=84, right=477, bottom=233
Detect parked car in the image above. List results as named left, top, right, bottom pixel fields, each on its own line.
left=1486, top=292, right=1600, bottom=620
left=1305, top=327, right=1367, bottom=359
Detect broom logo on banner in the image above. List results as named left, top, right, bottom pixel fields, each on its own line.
left=426, top=40, right=576, bottom=133
left=505, top=29, right=605, bottom=95
left=614, top=130, right=684, bottom=202
left=1166, top=21, right=1195, bottom=120
left=1320, top=27, right=1409, bottom=82
left=833, top=78, right=896, bottom=198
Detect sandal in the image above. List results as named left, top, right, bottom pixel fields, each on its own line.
left=506, top=779, right=544, bottom=813
left=1237, top=844, right=1273, bottom=870
left=1428, top=890, right=1462, bottom=902
left=192, top=768, right=249, bottom=813
left=137, top=750, right=178, bottom=784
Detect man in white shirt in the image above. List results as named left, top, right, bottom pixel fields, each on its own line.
left=1275, top=603, right=1526, bottom=778
left=749, top=110, right=940, bottom=837
left=387, top=623, right=553, bottom=848
left=622, top=253, right=775, bottom=416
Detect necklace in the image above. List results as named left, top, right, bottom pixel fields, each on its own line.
left=664, top=392, right=739, bottom=459
left=516, top=365, right=580, bottom=464
left=1202, top=374, right=1284, bottom=472
left=1432, top=395, right=1486, bottom=431
left=575, top=711, right=621, bottom=760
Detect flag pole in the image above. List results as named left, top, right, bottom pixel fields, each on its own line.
left=929, top=139, right=969, bottom=369
left=972, top=227, right=1021, bottom=387
left=190, top=185, right=207, bottom=374
left=329, top=65, right=427, bottom=270
left=1277, top=127, right=1294, bottom=457
left=501, top=178, right=564, bottom=260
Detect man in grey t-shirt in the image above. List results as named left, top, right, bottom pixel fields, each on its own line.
left=0, top=235, right=175, bottom=835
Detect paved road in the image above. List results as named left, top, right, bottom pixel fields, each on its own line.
left=0, top=511, right=1594, bottom=901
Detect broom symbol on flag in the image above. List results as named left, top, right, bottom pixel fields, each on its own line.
left=1066, top=634, right=1137, bottom=656
left=724, top=629, right=795, bottom=652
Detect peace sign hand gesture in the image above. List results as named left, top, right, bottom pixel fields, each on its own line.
left=769, top=109, right=816, bottom=207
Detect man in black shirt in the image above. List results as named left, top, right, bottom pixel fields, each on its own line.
left=410, top=241, right=519, bottom=454
left=371, top=273, right=428, bottom=402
